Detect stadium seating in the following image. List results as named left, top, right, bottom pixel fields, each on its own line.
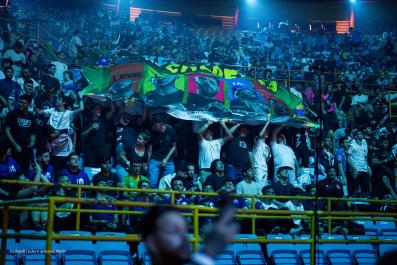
left=378, top=236, right=397, bottom=257
left=0, top=230, right=18, bottom=265
left=237, top=250, right=267, bottom=265
left=99, top=250, right=133, bottom=265
left=326, top=249, right=354, bottom=265
left=299, top=249, right=328, bottom=265
left=18, top=230, right=58, bottom=265
left=353, top=249, right=378, bottom=265
left=95, top=232, right=132, bottom=265
left=215, top=250, right=237, bottom=265
left=270, top=249, right=300, bottom=265
left=56, top=231, right=96, bottom=265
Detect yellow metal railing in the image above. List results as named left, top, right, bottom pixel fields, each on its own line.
left=1, top=180, right=397, bottom=265
left=1, top=197, right=397, bottom=265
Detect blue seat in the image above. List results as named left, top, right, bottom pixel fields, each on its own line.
left=215, top=250, right=237, bottom=265
left=293, top=234, right=311, bottom=253
left=271, top=249, right=300, bottom=265
left=3, top=252, right=18, bottom=265
left=226, top=234, right=261, bottom=255
left=0, top=230, right=18, bottom=265
left=137, top=242, right=151, bottom=265
left=95, top=232, right=130, bottom=253
left=364, top=229, right=378, bottom=237
left=319, top=234, right=346, bottom=253
left=99, top=250, right=133, bottom=265
left=18, top=230, right=59, bottom=265
left=378, top=236, right=397, bottom=256
left=355, top=219, right=377, bottom=230
left=63, top=250, right=97, bottom=265
left=346, top=235, right=374, bottom=253
left=56, top=231, right=94, bottom=251
left=326, top=249, right=354, bottom=265
left=266, top=234, right=294, bottom=258
left=353, top=249, right=378, bottom=265
left=379, top=229, right=397, bottom=236
left=376, top=218, right=396, bottom=231
left=299, top=249, right=328, bottom=265
left=237, top=250, right=267, bottom=265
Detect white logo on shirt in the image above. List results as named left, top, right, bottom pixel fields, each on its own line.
left=239, top=141, right=247, bottom=149
left=9, top=165, right=16, bottom=173
left=17, top=118, right=32, bottom=128
left=77, top=178, right=85, bottom=185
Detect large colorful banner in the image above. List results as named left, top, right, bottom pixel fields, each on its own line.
left=82, top=60, right=317, bottom=127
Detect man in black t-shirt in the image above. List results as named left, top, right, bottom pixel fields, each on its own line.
left=148, top=117, right=177, bottom=188
left=204, top=159, right=233, bottom=192
left=93, top=158, right=121, bottom=198
left=82, top=103, right=114, bottom=167
left=371, top=138, right=397, bottom=199
left=4, top=94, right=36, bottom=171
left=41, top=64, right=60, bottom=93
left=225, top=126, right=253, bottom=183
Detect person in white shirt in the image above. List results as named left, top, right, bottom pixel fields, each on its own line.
left=3, top=41, right=26, bottom=64
left=36, top=94, right=84, bottom=167
left=16, top=67, right=39, bottom=89
left=70, top=30, right=82, bottom=58
left=271, top=124, right=300, bottom=185
left=236, top=167, right=262, bottom=207
left=346, top=129, right=371, bottom=197
left=197, top=121, right=235, bottom=183
left=253, top=117, right=271, bottom=187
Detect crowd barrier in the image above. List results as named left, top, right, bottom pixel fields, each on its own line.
left=0, top=180, right=396, bottom=265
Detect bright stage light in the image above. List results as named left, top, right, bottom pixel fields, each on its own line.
left=247, top=0, right=256, bottom=5
left=350, top=0, right=356, bottom=3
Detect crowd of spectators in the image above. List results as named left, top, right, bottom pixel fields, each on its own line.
left=0, top=3, right=396, bottom=234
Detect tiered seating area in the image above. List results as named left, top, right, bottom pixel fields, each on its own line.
left=1, top=218, right=396, bottom=265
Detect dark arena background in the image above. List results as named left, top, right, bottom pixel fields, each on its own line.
left=0, top=0, right=397, bottom=264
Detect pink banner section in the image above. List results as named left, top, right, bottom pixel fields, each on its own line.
left=188, top=73, right=225, bottom=102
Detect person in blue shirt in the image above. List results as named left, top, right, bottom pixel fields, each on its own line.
left=88, top=180, right=118, bottom=233
left=59, top=153, right=90, bottom=189
left=0, top=142, right=24, bottom=199
left=159, top=176, right=191, bottom=206
left=28, top=149, right=56, bottom=230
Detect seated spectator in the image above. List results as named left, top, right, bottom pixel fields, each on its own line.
left=255, top=185, right=293, bottom=234
left=52, top=174, right=76, bottom=232
left=93, top=157, right=121, bottom=198
left=236, top=167, right=262, bottom=207
left=158, top=164, right=188, bottom=192
left=88, top=180, right=118, bottom=233
left=272, top=166, right=295, bottom=203
left=159, top=176, right=191, bottom=205
left=122, top=161, right=149, bottom=200
left=59, top=153, right=90, bottom=186
left=284, top=188, right=308, bottom=235
left=29, top=149, right=55, bottom=230
left=185, top=163, right=202, bottom=192
left=148, top=116, right=177, bottom=188
left=197, top=121, right=233, bottom=182
left=0, top=142, right=27, bottom=200
left=204, top=159, right=230, bottom=192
